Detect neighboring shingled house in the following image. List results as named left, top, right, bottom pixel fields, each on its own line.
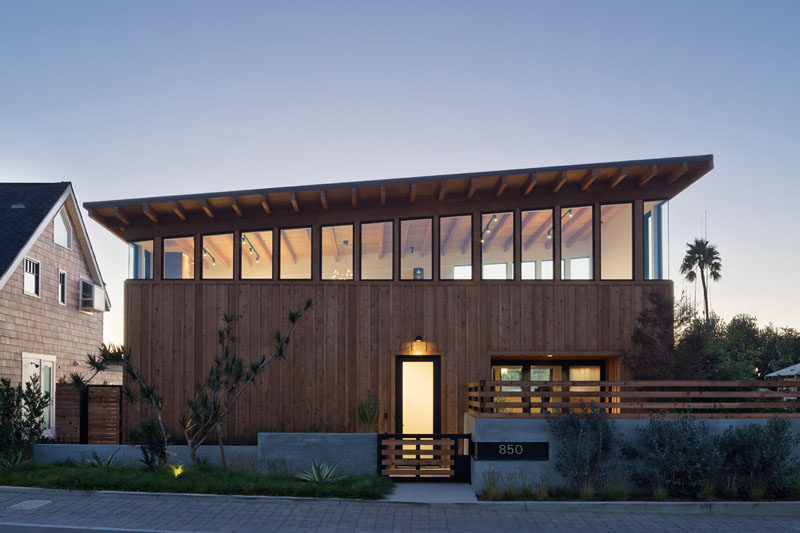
left=0, top=182, right=112, bottom=437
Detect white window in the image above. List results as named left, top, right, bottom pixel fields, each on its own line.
left=452, top=264, right=472, bottom=280
left=521, top=261, right=536, bottom=280
left=482, top=262, right=509, bottom=280
left=23, top=258, right=40, bottom=297
left=54, top=208, right=72, bottom=250
left=58, top=271, right=67, bottom=305
left=570, top=257, right=592, bottom=280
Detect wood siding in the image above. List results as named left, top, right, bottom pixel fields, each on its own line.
left=124, top=280, right=671, bottom=443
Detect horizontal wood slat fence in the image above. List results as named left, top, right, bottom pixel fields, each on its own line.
left=378, top=434, right=470, bottom=479
left=55, top=383, right=122, bottom=444
left=467, top=380, right=800, bottom=419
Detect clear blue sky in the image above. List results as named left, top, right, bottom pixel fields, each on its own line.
left=2, top=1, right=798, bottom=344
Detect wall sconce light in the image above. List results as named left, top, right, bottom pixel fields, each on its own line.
left=413, top=336, right=424, bottom=355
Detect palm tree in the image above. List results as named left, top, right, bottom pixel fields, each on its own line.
left=679, top=238, right=722, bottom=321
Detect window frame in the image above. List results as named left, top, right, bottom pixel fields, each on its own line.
left=359, top=219, right=394, bottom=281
left=643, top=198, right=670, bottom=281
left=53, top=207, right=72, bottom=250
left=278, top=226, right=313, bottom=281
left=58, top=270, right=67, bottom=305
left=161, top=235, right=196, bottom=280
left=520, top=208, right=555, bottom=281
left=399, top=216, right=434, bottom=281
left=240, top=229, right=274, bottom=280
left=559, top=204, right=595, bottom=281
left=201, top=232, right=235, bottom=280
left=479, top=210, right=515, bottom=281
left=128, top=239, right=154, bottom=280
left=319, top=223, right=354, bottom=281
left=438, top=213, right=473, bottom=282
left=23, top=258, right=41, bottom=298
left=599, top=201, right=634, bottom=281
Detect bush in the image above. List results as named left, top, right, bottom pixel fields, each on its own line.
left=0, top=376, right=49, bottom=462
left=547, top=402, right=619, bottom=493
left=717, top=418, right=800, bottom=499
left=632, top=412, right=720, bottom=498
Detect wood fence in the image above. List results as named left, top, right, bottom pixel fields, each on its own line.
left=55, top=383, right=123, bottom=444
left=467, top=380, right=800, bottom=418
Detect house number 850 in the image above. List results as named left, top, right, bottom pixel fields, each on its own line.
left=498, top=444, right=523, bottom=455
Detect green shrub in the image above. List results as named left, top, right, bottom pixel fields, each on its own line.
left=481, top=471, right=502, bottom=500
left=653, top=484, right=668, bottom=501
left=601, top=476, right=627, bottom=500
left=536, top=478, right=550, bottom=500
left=547, top=402, right=619, bottom=493
left=717, top=418, right=800, bottom=499
left=0, top=376, right=49, bottom=462
left=632, top=413, right=720, bottom=498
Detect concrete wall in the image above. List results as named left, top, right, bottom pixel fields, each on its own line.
left=466, top=414, right=800, bottom=493
left=258, top=433, right=377, bottom=475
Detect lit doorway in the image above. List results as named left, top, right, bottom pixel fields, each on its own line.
left=21, top=353, right=56, bottom=438
left=395, top=355, right=440, bottom=434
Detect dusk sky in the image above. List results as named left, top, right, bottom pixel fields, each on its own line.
left=1, top=1, right=798, bottom=344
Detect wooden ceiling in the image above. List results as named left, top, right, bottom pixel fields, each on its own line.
left=84, top=155, right=713, bottom=238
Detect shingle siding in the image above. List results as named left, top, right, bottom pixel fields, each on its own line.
left=0, top=202, right=112, bottom=386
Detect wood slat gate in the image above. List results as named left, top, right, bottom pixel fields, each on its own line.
left=378, top=433, right=471, bottom=482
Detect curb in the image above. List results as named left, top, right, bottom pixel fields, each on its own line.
left=2, top=486, right=800, bottom=516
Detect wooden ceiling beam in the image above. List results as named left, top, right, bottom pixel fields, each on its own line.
left=113, top=207, right=130, bottom=226
left=320, top=191, right=328, bottom=211
left=480, top=212, right=510, bottom=249
left=607, top=167, right=628, bottom=190
left=566, top=219, right=593, bottom=248
left=467, top=178, right=477, bottom=200
left=523, top=220, right=550, bottom=250
left=438, top=181, right=447, bottom=202
left=290, top=192, right=300, bottom=214
left=378, top=222, right=388, bottom=259
left=579, top=169, right=597, bottom=192
left=142, top=203, right=158, bottom=224
left=409, top=183, right=417, bottom=204
left=523, top=173, right=538, bottom=196
left=202, top=240, right=231, bottom=269
left=494, top=175, right=507, bottom=198
left=171, top=202, right=186, bottom=221
left=638, top=164, right=658, bottom=187
left=351, top=188, right=358, bottom=209
left=380, top=186, right=386, bottom=206
left=552, top=171, right=568, bottom=194
left=328, top=226, right=340, bottom=262
left=666, top=162, right=689, bottom=184
left=202, top=199, right=215, bottom=220
left=260, top=194, right=271, bottom=216
left=231, top=197, right=243, bottom=218
left=252, top=231, right=272, bottom=259
left=440, top=215, right=460, bottom=255
left=280, top=230, right=297, bottom=265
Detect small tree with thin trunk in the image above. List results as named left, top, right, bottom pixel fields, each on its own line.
left=679, top=238, right=722, bottom=322
left=181, top=298, right=312, bottom=467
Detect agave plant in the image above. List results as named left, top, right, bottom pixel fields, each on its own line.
left=295, top=459, right=344, bottom=484
left=0, top=450, right=29, bottom=469
left=87, top=449, right=118, bottom=468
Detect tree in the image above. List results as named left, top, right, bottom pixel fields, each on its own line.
left=181, top=298, right=312, bottom=467
left=679, top=238, right=722, bottom=321
left=0, top=375, right=49, bottom=462
left=625, top=291, right=675, bottom=379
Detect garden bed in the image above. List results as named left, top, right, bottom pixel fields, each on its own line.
left=0, top=463, right=393, bottom=500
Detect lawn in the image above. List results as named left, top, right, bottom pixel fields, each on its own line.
left=0, top=463, right=394, bottom=500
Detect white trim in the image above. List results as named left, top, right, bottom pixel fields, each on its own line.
left=21, top=352, right=57, bottom=438
left=53, top=206, right=73, bottom=250
left=0, top=185, right=111, bottom=310
left=23, top=257, right=41, bottom=298
left=58, top=269, right=67, bottom=306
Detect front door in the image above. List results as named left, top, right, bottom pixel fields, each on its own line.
left=22, top=353, right=56, bottom=439
left=395, top=356, right=440, bottom=434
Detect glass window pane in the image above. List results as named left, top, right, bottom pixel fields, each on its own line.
left=361, top=221, right=393, bottom=280
left=163, top=237, right=194, bottom=279
left=280, top=228, right=311, bottom=279
left=128, top=240, right=154, bottom=280
left=481, top=212, right=513, bottom=280
left=322, top=225, right=353, bottom=280
left=561, top=206, right=593, bottom=280
left=644, top=200, right=670, bottom=280
left=400, top=219, right=432, bottom=280
left=42, top=364, right=52, bottom=429
left=54, top=208, right=71, bottom=248
left=521, top=209, right=553, bottom=280
left=202, top=234, right=233, bottom=279
left=439, top=215, right=471, bottom=280
left=601, top=203, right=632, bottom=279
left=241, top=231, right=273, bottom=279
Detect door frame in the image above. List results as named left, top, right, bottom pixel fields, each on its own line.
left=395, top=355, right=441, bottom=434
left=22, top=352, right=57, bottom=438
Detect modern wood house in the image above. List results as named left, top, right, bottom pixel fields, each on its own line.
left=85, top=155, right=714, bottom=443
left=0, top=182, right=111, bottom=438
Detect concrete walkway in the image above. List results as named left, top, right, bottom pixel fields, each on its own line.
left=386, top=483, right=478, bottom=503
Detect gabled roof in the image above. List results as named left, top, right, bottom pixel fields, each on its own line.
left=0, top=182, right=110, bottom=309
left=766, top=363, right=800, bottom=378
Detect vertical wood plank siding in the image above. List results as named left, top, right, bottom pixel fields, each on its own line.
left=124, top=280, right=671, bottom=443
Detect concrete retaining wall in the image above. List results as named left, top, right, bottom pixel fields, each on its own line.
left=466, top=414, right=800, bottom=493
left=33, top=444, right=259, bottom=470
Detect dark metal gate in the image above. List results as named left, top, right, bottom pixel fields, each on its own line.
left=378, top=433, right=471, bottom=482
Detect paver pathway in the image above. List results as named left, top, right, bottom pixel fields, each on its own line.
left=0, top=487, right=799, bottom=532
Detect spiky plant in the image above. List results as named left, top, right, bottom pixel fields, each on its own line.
left=295, top=459, right=344, bottom=484
left=357, top=390, right=379, bottom=432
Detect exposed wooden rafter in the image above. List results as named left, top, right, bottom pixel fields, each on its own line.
left=409, top=183, right=417, bottom=204
left=467, top=178, right=477, bottom=200
left=253, top=231, right=272, bottom=258
left=638, top=165, right=658, bottom=187
left=260, top=194, right=271, bottom=215
left=201, top=199, right=215, bottom=220
left=171, top=202, right=186, bottom=221
left=231, top=197, right=243, bottom=217
left=440, top=215, right=460, bottom=255
left=579, top=169, right=597, bottom=192
left=438, top=181, right=447, bottom=202
left=494, top=176, right=507, bottom=198
left=113, top=206, right=130, bottom=226
left=320, top=191, right=328, bottom=211
left=608, top=167, right=628, bottom=190
left=481, top=213, right=510, bottom=249
left=523, top=218, right=550, bottom=250
left=290, top=192, right=300, bottom=214
left=142, top=203, right=158, bottom=223
left=280, top=230, right=297, bottom=265
left=552, top=171, right=568, bottom=193
left=666, top=162, right=688, bottom=184
left=523, top=174, right=537, bottom=196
